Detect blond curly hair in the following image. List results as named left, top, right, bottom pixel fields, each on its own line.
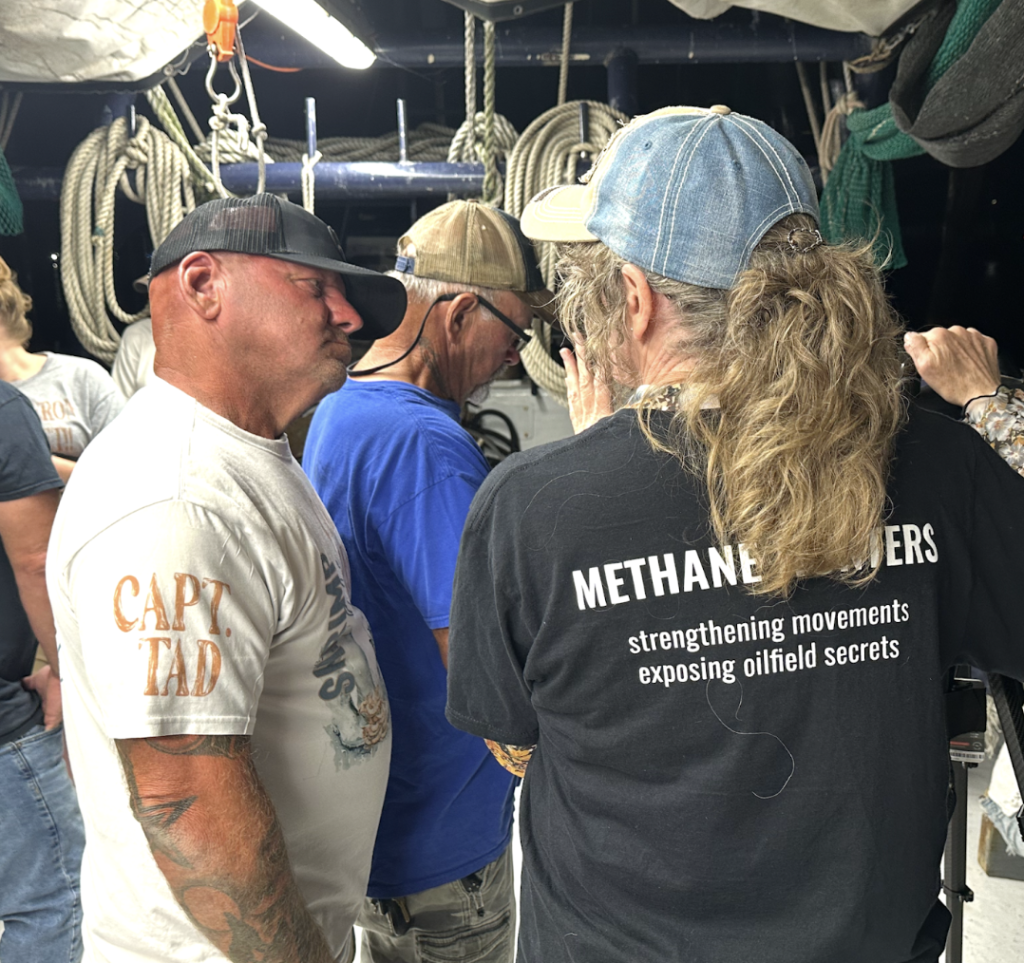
left=555, top=213, right=907, bottom=597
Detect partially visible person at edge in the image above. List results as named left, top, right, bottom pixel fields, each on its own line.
left=444, top=105, right=1024, bottom=963
left=0, top=256, right=123, bottom=481
left=0, top=379, right=85, bottom=963
left=46, top=194, right=405, bottom=963
left=304, top=199, right=550, bottom=962
left=111, top=315, right=155, bottom=400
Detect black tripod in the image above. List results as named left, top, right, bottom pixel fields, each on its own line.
left=943, top=668, right=1024, bottom=963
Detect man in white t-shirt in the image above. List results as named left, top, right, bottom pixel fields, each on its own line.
left=47, top=194, right=408, bottom=963
left=111, top=316, right=155, bottom=399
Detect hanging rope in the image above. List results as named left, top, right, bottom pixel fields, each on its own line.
left=505, top=100, right=628, bottom=404
left=0, top=91, right=22, bottom=152
left=446, top=12, right=517, bottom=205
left=818, top=88, right=864, bottom=184
left=145, top=84, right=218, bottom=193
left=479, top=21, right=502, bottom=205
left=234, top=29, right=267, bottom=194
left=795, top=62, right=823, bottom=159
left=165, top=76, right=206, bottom=145
left=557, top=4, right=574, bottom=107
left=301, top=148, right=322, bottom=213
left=60, top=115, right=195, bottom=363
left=462, top=11, right=477, bottom=160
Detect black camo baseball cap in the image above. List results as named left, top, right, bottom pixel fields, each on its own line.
left=149, top=194, right=406, bottom=341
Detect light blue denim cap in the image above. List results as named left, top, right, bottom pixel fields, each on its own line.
left=521, top=106, right=820, bottom=290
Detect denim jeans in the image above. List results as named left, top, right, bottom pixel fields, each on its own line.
left=358, top=847, right=515, bottom=963
left=0, top=724, right=85, bottom=963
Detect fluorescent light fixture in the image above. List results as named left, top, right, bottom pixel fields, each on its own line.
left=253, top=0, right=375, bottom=70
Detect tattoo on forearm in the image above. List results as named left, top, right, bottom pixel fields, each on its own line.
left=485, top=739, right=535, bottom=777
left=115, top=736, right=332, bottom=963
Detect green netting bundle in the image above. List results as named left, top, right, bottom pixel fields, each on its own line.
left=0, top=145, right=23, bottom=236
left=820, top=0, right=1005, bottom=268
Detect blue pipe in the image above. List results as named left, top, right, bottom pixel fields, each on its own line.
left=218, top=161, right=485, bottom=198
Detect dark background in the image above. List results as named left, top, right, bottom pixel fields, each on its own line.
left=1, top=0, right=1021, bottom=366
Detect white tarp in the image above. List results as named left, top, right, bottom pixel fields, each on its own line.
left=0, top=0, right=206, bottom=84
left=668, top=0, right=925, bottom=36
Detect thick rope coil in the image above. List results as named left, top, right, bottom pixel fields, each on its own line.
left=60, top=116, right=195, bottom=363
left=505, top=100, right=627, bottom=284
left=504, top=100, right=628, bottom=404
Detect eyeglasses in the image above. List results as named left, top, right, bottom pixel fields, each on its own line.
left=435, top=293, right=533, bottom=352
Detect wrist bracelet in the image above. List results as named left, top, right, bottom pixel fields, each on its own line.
left=962, top=387, right=1003, bottom=413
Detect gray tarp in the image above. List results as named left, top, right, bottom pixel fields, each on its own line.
left=0, top=0, right=204, bottom=84
left=890, top=0, right=1024, bottom=168
left=668, top=0, right=924, bottom=36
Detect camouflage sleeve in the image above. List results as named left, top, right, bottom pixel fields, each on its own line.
left=485, top=739, right=534, bottom=778
left=964, top=386, right=1024, bottom=476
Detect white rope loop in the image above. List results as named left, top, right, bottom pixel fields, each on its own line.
left=301, top=149, right=323, bottom=213
left=60, top=115, right=195, bottom=364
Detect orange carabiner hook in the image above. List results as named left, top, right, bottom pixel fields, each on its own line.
left=204, top=0, right=239, bottom=63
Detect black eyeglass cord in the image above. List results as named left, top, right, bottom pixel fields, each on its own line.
left=348, top=294, right=458, bottom=378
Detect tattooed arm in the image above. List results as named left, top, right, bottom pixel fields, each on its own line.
left=115, top=734, right=333, bottom=963
left=484, top=739, right=534, bottom=778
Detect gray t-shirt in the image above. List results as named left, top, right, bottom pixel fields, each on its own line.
left=13, top=352, right=123, bottom=458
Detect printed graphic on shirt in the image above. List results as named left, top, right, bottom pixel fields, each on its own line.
left=32, top=397, right=80, bottom=456
left=114, top=572, right=228, bottom=698
left=112, top=560, right=389, bottom=768
left=568, top=522, right=937, bottom=691
left=316, top=553, right=389, bottom=768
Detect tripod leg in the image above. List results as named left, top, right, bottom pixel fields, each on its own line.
left=943, top=761, right=971, bottom=963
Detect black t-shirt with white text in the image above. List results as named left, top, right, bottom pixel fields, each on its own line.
left=446, top=406, right=1024, bottom=963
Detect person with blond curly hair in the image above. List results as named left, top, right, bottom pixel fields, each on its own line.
left=445, top=106, right=1024, bottom=963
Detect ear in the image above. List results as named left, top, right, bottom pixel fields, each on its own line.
left=621, top=264, right=655, bottom=343
left=440, top=292, right=479, bottom=347
left=177, top=252, right=224, bottom=321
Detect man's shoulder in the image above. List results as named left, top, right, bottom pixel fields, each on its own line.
left=41, top=352, right=113, bottom=385
left=310, top=380, right=485, bottom=479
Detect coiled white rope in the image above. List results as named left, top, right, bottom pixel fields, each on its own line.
left=504, top=100, right=628, bottom=403
left=60, top=115, right=195, bottom=363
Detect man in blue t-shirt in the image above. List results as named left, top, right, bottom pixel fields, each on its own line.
left=304, top=200, right=552, bottom=962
